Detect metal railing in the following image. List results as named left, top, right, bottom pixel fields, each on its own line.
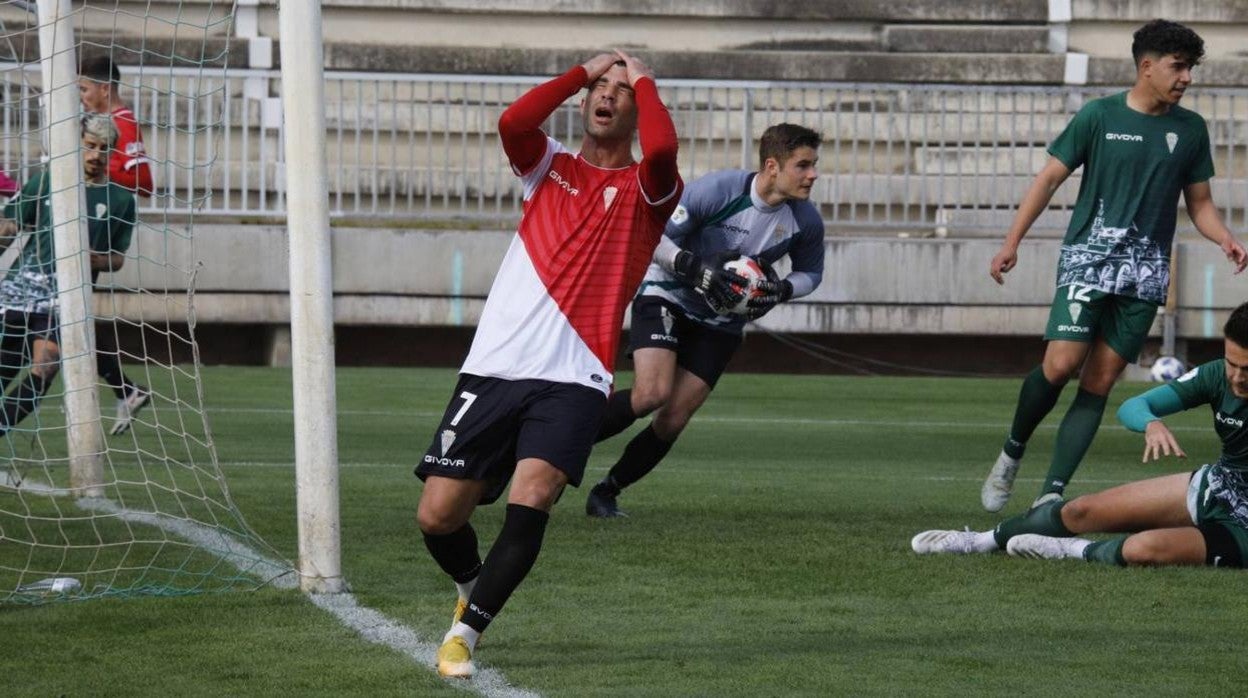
left=3, top=64, right=1247, bottom=232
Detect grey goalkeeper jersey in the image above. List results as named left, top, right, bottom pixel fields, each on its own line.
left=636, top=169, right=825, bottom=333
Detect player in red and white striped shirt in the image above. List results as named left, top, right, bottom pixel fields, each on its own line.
left=416, top=50, right=681, bottom=678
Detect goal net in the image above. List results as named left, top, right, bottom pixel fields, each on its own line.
left=0, top=0, right=289, bottom=603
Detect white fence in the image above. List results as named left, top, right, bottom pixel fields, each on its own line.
left=3, top=64, right=1247, bottom=232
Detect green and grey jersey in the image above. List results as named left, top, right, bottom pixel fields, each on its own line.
left=1167, top=360, right=1248, bottom=470
left=637, top=169, right=825, bottom=333
left=0, top=170, right=136, bottom=314
left=1049, top=92, right=1214, bottom=304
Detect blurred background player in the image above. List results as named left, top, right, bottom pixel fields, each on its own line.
left=414, top=50, right=681, bottom=678
left=913, top=301, right=1248, bottom=569
left=0, top=114, right=135, bottom=444
left=981, top=19, right=1246, bottom=513
left=78, top=55, right=153, bottom=435
left=585, top=123, right=824, bottom=518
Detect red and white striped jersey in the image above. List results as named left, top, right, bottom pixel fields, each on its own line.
left=462, top=137, right=679, bottom=394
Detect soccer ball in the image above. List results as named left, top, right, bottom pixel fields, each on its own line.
left=1149, top=356, right=1186, bottom=382
left=711, top=256, right=767, bottom=316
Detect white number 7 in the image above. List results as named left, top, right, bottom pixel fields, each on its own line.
left=449, top=391, right=478, bottom=427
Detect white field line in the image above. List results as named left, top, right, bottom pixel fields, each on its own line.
left=70, top=498, right=538, bottom=697
left=207, top=406, right=1214, bottom=434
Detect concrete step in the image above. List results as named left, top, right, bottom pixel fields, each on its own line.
left=884, top=25, right=1051, bottom=53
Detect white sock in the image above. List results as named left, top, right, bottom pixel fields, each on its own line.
left=455, top=578, right=476, bottom=601
left=973, top=530, right=999, bottom=553
left=445, top=622, right=481, bottom=651
left=1067, top=538, right=1092, bottom=559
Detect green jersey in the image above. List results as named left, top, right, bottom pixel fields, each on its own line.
left=1049, top=92, right=1214, bottom=304
left=1168, top=360, right=1248, bottom=470
left=0, top=170, right=135, bottom=313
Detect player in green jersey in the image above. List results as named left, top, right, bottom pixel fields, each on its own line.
left=0, top=114, right=135, bottom=445
left=982, top=19, right=1247, bottom=513
left=914, top=301, right=1248, bottom=568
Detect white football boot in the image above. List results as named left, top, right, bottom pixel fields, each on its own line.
left=910, top=528, right=998, bottom=555
left=1006, top=534, right=1089, bottom=560
left=981, top=450, right=1021, bottom=512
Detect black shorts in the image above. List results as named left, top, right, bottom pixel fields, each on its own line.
left=0, top=309, right=57, bottom=347
left=629, top=296, right=742, bottom=388
left=415, top=374, right=607, bottom=505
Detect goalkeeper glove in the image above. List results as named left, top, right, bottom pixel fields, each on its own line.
left=745, top=262, right=793, bottom=320
left=673, top=249, right=747, bottom=313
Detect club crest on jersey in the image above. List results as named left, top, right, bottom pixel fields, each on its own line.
left=670, top=204, right=688, bottom=225
left=547, top=169, right=579, bottom=196
left=95, top=203, right=108, bottom=218
left=773, top=225, right=787, bottom=241
left=1166, top=132, right=1178, bottom=154
left=440, top=429, right=456, bottom=456
left=603, top=186, right=618, bottom=210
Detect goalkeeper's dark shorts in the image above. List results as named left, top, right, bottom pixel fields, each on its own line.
left=415, top=373, right=606, bottom=505
left=0, top=309, right=57, bottom=344
left=628, top=296, right=742, bottom=388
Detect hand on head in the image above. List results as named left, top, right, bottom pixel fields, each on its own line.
left=581, top=53, right=621, bottom=84
left=614, top=49, right=653, bottom=86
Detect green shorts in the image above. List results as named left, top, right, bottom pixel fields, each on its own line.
left=1187, top=464, right=1248, bottom=567
left=1043, top=284, right=1159, bottom=362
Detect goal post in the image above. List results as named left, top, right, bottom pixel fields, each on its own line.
left=38, top=0, right=104, bottom=497
left=278, top=0, right=346, bottom=595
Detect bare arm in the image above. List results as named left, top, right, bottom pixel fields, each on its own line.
left=90, top=252, right=124, bottom=272
left=0, top=218, right=16, bottom=255
left=989, top=157, right=1072, bottom=284
left=1184, top=180, right=1247, bottom=274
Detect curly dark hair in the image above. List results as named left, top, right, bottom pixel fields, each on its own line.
left=1132, top=19, right=1205, bottom=66
left=1225, top=303, right=1248, bottom=347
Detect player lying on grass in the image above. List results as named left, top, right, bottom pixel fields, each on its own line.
left=585, top=123, right=825, bottom=518
left=913, top=301, right=1248, bottom=569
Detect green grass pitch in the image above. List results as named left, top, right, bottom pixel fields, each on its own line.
left=1, top=365, right=1241, bottom=696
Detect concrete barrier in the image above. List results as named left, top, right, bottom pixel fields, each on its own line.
left=99, top=225, right=1248, bottom=342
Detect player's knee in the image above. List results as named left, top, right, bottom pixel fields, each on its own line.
left=416, top=502, right=462, bottom=535
left=630, top=383, right=671, bottom=416
left=1059, top=496, right=1095, bottom=530
left=650, top=412, right=689, bottom=442
left=30, top=364, right=59, bottom=382
left=1121, top=534, right=1170, bottom=565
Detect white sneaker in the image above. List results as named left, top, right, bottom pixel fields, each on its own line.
left=1030, top=492, right=1063, bottom=510
left=109, top=386, right=151, bottom=436
left=911, top=528, right=997, bottom=555
left=1006, top=534, right=1089, bottom=560
left=981, top=451, right=1021, bottom=512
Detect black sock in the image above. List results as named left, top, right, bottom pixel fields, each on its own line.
left=602, top=424, right=673, bottom=492
left=594, top=389, right=636, bottom=443
left=460, top=504, right=549, bottom=633
left=2, top=372, right=51, bottom=432
left=421, top=523, right=482, bottom=584
left=96, top=349, right=135, bottom=400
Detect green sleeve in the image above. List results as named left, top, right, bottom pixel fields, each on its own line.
left=1047, top=101, right=1098, bottom=171
left=1117, top=384, right=1185, bottom=432
left=4, top=172, right=47, bottom=226
left=1185, top=119, right=1215, bottom=185
left=1166, top=360, right=1222, bottom=408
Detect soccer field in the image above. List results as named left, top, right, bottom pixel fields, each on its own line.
left=2, top=365, right=1241, bottom=696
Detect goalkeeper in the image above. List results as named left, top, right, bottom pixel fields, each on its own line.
left=586, top=123, right=825, bottom=518
left=912, top=301, right=1248, bottom=569
left=0, top=114, right=135, bottom=439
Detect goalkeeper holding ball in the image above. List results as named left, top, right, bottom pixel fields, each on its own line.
left=586, top=123, right=826, bottom=518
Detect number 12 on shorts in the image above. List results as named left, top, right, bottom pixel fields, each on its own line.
left=1066, top=284, right=1093, bottom=302
left=450, top=391, right=477, bottom=427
